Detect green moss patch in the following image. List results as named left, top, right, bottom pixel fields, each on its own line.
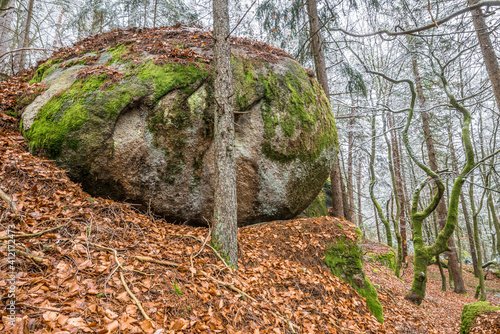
left=137, top=61, right=208, bottom=104
left=460, top=302, right=500, bottom=334
left=260, top=62, right=337, bottom=163
left=25, top=71, right=146, bottom=158
left=324, top=231, right=384, bottom=323
left=304, top=189, right=327, bottom=217
left=29, top=59, right=61, bottom=84
left=367, top=249, right=396, bottom=270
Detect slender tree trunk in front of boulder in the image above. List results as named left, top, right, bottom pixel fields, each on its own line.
left=212, top=0, right=238, bottom=268
left=330, top=160, right=345, bottom=218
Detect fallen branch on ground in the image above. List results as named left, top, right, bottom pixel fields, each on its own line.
left=168, top=233, right=232, bottom=270
left=0, top=187, right=19, bottom=215
left=120, top=271, right=151, bottom=321
left=133, top=255, right=180, bottom=267
left=0, top=223, right=68, bottom=240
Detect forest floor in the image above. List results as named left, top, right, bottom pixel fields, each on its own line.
left=1, top=114, right=500, bottom=333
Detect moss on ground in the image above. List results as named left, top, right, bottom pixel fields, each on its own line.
left=460, top=302, right=500, bottom=334
left=367, top=249, right=396, bottom=271
left=324, top=230, right=384, bottom=323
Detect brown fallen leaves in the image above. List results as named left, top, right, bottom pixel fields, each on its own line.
left=0, top=122, right=384, bottom=333
left=363, top=241, right=500, bottom=333
left=1, top=117, right=500, bottom=333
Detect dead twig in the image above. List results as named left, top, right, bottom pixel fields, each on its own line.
left=0, top=223, right=67, bottom=240
left=168, top=233, right=232, bottom=270
left=120, top=271, right=151, bottom=321
left=0, top=187, right=19, bottom=215
left=133, top=255, right=180, bottom=267
left=18, top=303, right=61, bottom=313
left=15, top=249, right=48, bottom=264
left=86, top=242, right=151, bottom=276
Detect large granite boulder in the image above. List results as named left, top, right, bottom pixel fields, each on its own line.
left=20, top=27, right=338, bottom=225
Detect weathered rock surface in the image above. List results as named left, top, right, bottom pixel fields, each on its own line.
left=21, top=28, right=338, bottom=225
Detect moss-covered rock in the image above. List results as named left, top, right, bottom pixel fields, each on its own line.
left=324, top=229, right=384, bottom=323
left=460, top=302, right=500, bottom=334
left=303, top=189, right=327, bottom=217
left=367, top=249, right=396, bottom=271
left=20, top=34, right=338, bottom=225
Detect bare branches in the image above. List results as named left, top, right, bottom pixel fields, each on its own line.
left=0, top=48, right=54, bottom=60
left=331, top=1, right=500, bottom=38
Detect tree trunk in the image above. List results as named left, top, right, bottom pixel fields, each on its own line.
left=450, top=123, right=479, bottom=276
left=153, top=0, right=158, bottom=28
left=384, top=113, right=403, bottom=276
left=0, top=0, right=13, bottom=70
left=17, top=0, right=34, bottom=72
left=370, top=113, right=392, bottom=247
left=388, top=113, right=408, bottom=264
left=374, top=204, right=381, bottom=243
left=305, top=0, right=345, bottom=220
left=330, top=160, right=345, bottom=218
left=357, top=157, right=363, bottom=231
left=413, top=57, right=466, bottom=294
left=432, top=213, right=447, bottom=291
left=52, top=8, right=65, bottom=48
left=468, top=0, right=500, bottom=112
left=469, top=181, right=486, bottom=300
left=347, top=111, right=355, bottom=221
left=488, top=194, right=500, bottom=257
left=212, top=0, right=238, bottom=267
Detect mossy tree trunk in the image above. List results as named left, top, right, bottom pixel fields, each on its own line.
left=469, top=178, right=486, bottom=301
left=413, top=53, right=466, bottom=293
left=212, top=0, right=238, bottom=267
left=488, top=194, right=500, bottom=258
left=433, top=215, right=447, bottom=291
left=450, top=121, right=480, bottom=276
left=369, top=112, right=392, bottom=248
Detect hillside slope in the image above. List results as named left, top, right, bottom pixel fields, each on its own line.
left=2, top=113, right=500, bottom=333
